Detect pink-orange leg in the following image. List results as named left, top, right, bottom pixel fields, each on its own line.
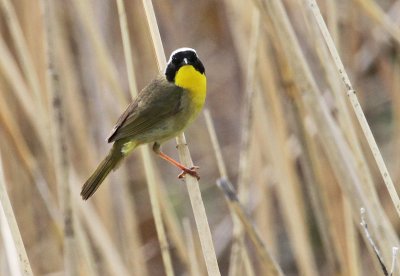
left=152, top=143, right=200, bottom=180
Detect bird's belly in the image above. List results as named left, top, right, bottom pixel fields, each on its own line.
left=134, top=92, right=204, bottom=145
left=134, top=113, right=191, bottom=144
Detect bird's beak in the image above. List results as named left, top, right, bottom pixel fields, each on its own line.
left=183, top=58, right=188, bottom=65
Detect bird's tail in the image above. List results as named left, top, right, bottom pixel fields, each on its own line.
left=81, top=142, right=128, bottom=200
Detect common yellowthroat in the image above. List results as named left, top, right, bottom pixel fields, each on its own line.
left=81, top=48, right=206, bottom=200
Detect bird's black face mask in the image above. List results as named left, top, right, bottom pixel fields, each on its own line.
left=165, top=48, right=205, bottom=82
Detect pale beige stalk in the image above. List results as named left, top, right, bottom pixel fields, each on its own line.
left=205, top=110, right=283, bottom=275
left=261, top=0, right=398, bottom=268
left=115, top=0, right=165, bottom=275
left=41, top=0, right=77, bottom=274
left=0, top=0, right=47, bottom=137
left=77, top=196, right=131, bottom=275
left=183, top=218, right=202, bottom=276
left=355, top=0, right=400, bottom=45
left=217, top=179, right=283, bottom=276
left=308, top=0, right=400, bottom=218
left=70, top=0, right=126, bottom=105
left=0, top=155, right=33, bottom=275
left=229, top=9, right=260, bottom=276
left=142, top=1, right=221, bottom=275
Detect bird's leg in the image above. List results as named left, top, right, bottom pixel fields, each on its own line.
left=152, top=142, right=200, bottom=180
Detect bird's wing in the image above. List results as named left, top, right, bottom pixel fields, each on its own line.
left=107, top=76, right=184, bottom=143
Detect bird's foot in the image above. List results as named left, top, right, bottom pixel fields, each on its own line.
left=178, top=166, right=200, bottom=180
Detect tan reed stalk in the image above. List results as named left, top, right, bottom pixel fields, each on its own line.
left=63, top=0, right=124, bottom=236
left=78, top=205, right=131, bottom=275
left=205, top=108, right=255, bottom=276
left=252, top=21, right=318, bottom=275
left=115, top=1, right=162, bottom=275
left=304, top=2, right=395, bottom=273
left=0, top=154, right=33, bottom=275
left=354, top=0, right=400, bottom=45
left=282, top=66, right=344, bottom=274
left=73, top=213, right=97, bottom=276
left=259, top=80, right=318, bottom=276
left=0, top=0, right=46, bottom=122
left=70, top=0, right=126, bottom=105
left=41, top=0, right=77, bottom=274
left=252, top=93, right=278, bottom=259
left=326, top=0, right=338, bottom=42
left=344, top=199, right=360, bottom=276
left=305, top=0, right=400, bottom=268
left=297, top=135, right=340, bottom=273
left=73, top=177, right=130, bottom=275
left=261, top=0, right=398, bottom=267
left=0, top=91, right=64, bottom=235
left=228, top=9, right=261, bottom=276
left=354, top=1, right=400, bottom=72
left=204, top=109, right=283, bottom=275
left=217, top=178, right=284, bottom=276
left=316, top=96, right=389, bottom=273
left=0, top=206, right=22, bottom=275
left=0, top=39, right=64, bottom=246
left=131, top=73, right=176, bottom=276
left=0, top=37, right=51, bottom=161
left=67, top=0, right=138, bottom=238
left=142, top=1, right=221, bottom=275
left=393, top=55, right=400, bottom=177
left=0, top=99, right=34, bottom=174
left=68, top=0, right=185, bottom=272
left=111, top=171, right=148, bottom=273
left=203, top=110, right=228, bottom=179
left=116, top=0, right=138, bottom=95
left=295, top=2, right=363, bottom=273
left=307, top=132, right=347, bottom=273
left=183, top=218, right=202, bottom=276
left=0, top=37, right=32, bottom=115
left=307, top=0, right=400, bottom=218
left=54, top=15, right=96, bottom=173
left=223, top=0, right=259, bottom=70
left=360, top=208, right=389, bottom=274
left=241, top=249, right=256, bottom=276
left=292, top=118, right=340, bottom=274
left=156, top=181, right=189, bottom=267
left=117, top=7, right=172, bottom=276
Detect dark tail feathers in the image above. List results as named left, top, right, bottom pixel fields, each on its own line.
left=81, top=144, right=124, bottom=200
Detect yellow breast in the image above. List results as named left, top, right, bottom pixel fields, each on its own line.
left=174, top=65, right=207, bottom=112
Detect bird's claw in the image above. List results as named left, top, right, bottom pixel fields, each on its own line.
left=178, top=166, right=200, bottom=180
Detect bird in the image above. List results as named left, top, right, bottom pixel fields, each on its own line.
left=81, top=47, right=206, bottom=200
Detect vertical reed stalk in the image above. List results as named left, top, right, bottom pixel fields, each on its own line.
left=183, top=218, right=202, bottom=276
left=41, top=0, right=76, bottom=274
left=228, top=9, right=260, bottom=276
left=115, top=1, right=160, bottom=275
left=77, top=199, right=131, bottom=275
left=354, top=0, right=400, bottom=44
left=204, top=110, right=283, bottom=275
left=261, top=0, right=398, bottom=267
left=0, top=155, right=33, bottom=275
left=307, top=0, right=400, bottom=218
left=0, top=0, right=47, bottom=132
left=142, top=1, right=221, bottom=275
left=70, top=0, right=126, bottom=105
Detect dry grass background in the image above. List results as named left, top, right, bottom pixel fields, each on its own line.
left=1, top=0, right=400, bottom=275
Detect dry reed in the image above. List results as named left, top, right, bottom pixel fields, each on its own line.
left=1, top=0, right=400, bottom=275
left=142, top=1, right=221, bottom=275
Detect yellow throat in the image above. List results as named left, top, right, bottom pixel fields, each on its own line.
left=174, top=65, right=207, bottom=111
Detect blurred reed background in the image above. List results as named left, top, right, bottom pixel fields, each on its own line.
left=1, top=0, right=400, bottom=275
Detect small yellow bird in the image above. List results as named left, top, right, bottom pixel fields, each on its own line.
left=81, top=48, right=206, bottom=200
